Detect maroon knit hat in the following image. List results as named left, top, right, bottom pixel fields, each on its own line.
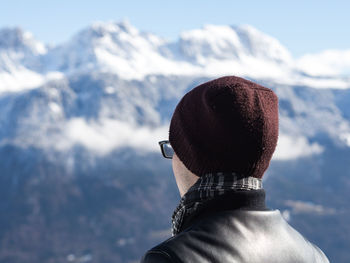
left=168, top=75, right=279, bottom=179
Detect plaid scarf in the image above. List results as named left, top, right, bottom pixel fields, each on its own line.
left=171, top=172, right=263, bottom=236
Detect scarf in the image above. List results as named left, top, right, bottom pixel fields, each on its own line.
left=171, top=171, right=263, bottom=236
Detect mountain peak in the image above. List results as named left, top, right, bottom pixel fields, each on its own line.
left=0, top=21, right=348, bottom=92
left=0, top=27, right=46, bottom=55
left=83, top=20, right=139, bottom=39
left=177, top=23, right=292, bottom=64
left=232, top=24, right=293, bottom=63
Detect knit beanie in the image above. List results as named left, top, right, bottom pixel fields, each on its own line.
left=168, top=75, right=279, bottom=179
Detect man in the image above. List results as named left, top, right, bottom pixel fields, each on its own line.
left=141, top=76, right=329, bottom=263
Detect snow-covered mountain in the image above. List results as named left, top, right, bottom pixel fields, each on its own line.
left=0, top=27, right=47, bottom=92
left=1, top=20, right=349, bottom=94
left=0, top=20, right=349, bottom=158
left=0, top=21, right=349, bottom=263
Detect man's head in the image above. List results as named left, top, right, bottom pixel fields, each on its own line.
left=168, top=75, right=279, bottom=181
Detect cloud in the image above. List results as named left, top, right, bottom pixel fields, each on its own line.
left=56, top=118, right=169, bottom=155
left=296, top=49, right=350, bottom=77
left=340, top=133, right=350, bottom=147
left=285, top=200, right=336, bottom=215
left=54, top=120, right=326, bottom=160
left=273, top=134, right=324, bottom=160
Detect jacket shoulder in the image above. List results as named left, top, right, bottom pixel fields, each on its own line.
left=310, top=242, right=330, bottom=263
left=140, top=249, right=174, bottom=263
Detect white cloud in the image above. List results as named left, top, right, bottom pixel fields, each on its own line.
left=340, top=133, right=350, bottom=147
left=285, top=200, right=336, bottom=215
left=55, top=120, right=326, bottom=161
left=273, top=134, right=324, bottom=160
left=296, top=49, right=350, bottom=77
left=35, top=120, right=327, bottom=160
left=56, top=118, right=169, bottom=155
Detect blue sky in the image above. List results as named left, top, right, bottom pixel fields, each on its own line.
left=0, top=0, right=349, bottom=58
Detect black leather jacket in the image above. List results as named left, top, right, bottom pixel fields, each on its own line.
left=141, top=191, right=329, bottom=263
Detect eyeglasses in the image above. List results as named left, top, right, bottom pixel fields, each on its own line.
left=158, top=140, right=174, bottom=159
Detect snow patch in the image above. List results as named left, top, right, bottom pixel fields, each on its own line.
left=45, top=71, right=65, bottom=81
left=104, top=86, right=115, bottom=94
left=0, top=68, right=44, bottom=94
left=48, top=102, right=61, bottom=114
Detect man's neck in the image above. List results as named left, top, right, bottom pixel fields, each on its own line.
left=171, top=172, right=267, bottom=236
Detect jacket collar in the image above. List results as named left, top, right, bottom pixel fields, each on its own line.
left=171, top=172, right=267, bottom=236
